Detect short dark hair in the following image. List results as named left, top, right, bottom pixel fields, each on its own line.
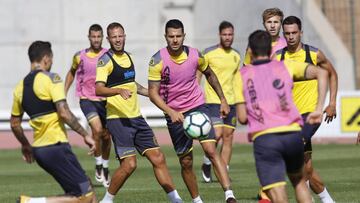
left=88, top=24, right=103, bottom=35
left=28, top=41, right=52, bottom=63
left=219, top=21, right=234, bottom=33
left=248, top=30, right=272, bottom=57
left=165, top=19, right=184, bottom=33
left=106, top=22, right=124, bottom=36
left=282, top=16, right=302, bottom=30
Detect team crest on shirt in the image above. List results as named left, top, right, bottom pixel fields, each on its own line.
left=49, top=73, right=62, bottom=83
left=149, top=58, right=155, bottom=66
left=97, top=59, right=105, bottom=67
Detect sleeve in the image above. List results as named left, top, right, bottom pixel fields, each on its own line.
left=47, top=74, right=66, bottom=102
left=148, top=56, right=163, bottom=81
left=96, top=57, right=113, bottom=84
left=284, top=60, right=309, bottom=81
left=233, top=68, right=245, bottom=103
left=71, top=51, right=81, bottom=71
left=11, top=82, right=24, bottom=116
left=197, top=50, right=209, bottom=72
left=243, top=49, right=251, bottom=65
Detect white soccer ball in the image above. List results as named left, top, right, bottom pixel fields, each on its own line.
left=183, top=111, right=212, bottom=139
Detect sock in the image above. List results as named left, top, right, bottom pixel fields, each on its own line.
left=226, top=165, right=229, bottom=172
left=167, top=190, right=182, bottom=203
left=103, top=159, right=109, bottom=168
left=225, top=190, right=235, bottom=200
left=28, top=198, right=46, bottom=203
left=95, top=156, right=103, bottom=165
left=192, top=196, right=203, bottom=203
left=318, top=188, right=335, bottom=203
left=203, top=155, right=211, bottom=165
left=306, top=180, right=310, bottom=188
left=102, top=191, right=115, bottom=202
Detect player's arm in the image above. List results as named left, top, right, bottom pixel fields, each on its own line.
left=202, top=67, right=230, bottom=117
left=356, top=131, right=360, bottom=145
left=10, top=115, right=33, bottom=163
left=148, top=80, right=184, bottom=123
left=196, top=70, right=203, bottom=85
left=135, top=81, right=148, bottom=97
left=303, top=64, right=329, bottom=124
left=317, top=50, right=338, bottom=123
left=55, top=100, right=95, bottom=154
left=64, top=52, right=80, bottom=95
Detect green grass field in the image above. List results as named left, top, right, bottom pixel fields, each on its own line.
left=1, top=144, right=359, bottom=203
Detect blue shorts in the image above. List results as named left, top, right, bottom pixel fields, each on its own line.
left=107, top=117, right=159, bottom=159
left=253, top=131, right=304, bottom=189
left=207, top=104, right=237, bottom=129
left=166, top=104, right=216, bottom=157
left=301, top=113, right=321, bottom=152
left=79, top=99, right=107, bottom=127
left=33, top=143, right=92, bottom=197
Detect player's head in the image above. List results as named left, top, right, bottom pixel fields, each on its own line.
left=262, top=8, right=284, bottom=38
left=218, top=21, right=234, bottom=49
left=248, top=30, right=272, bottom=58
left=282, top=16, right=303, bottom=48
left=88, top=24, right=103, bottom=51
left=106, top=22, right=126, bottom=53
left=164, top=19, right=185, bottom=54
left=28, top=41, right=53, bottom=71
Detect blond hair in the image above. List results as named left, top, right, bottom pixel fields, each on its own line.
left=262, top=8, right=284, bottom=23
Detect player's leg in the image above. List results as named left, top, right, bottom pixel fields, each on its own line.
left=100, top=118, right=138, bottom=203
left=166, top=114, right=202, bottom=202
left=201, top=104, right=223, bottom=183
left=219, top=106, right=237, bottom=169
left=95, top=100, right=112, bottom=187
left=79, top=99, right=106, bottom=183
left=301, top=113, right=334, bottom=203
left=25, top=143, right=96, bottom=203
left=265, top=185, right=288, bottom=203
left=283, top=131, right=312, bottom=203
left=135, top=117, right=183, bottom=203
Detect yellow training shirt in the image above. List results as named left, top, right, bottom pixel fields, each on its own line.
left=275, top=44, right=318, bottom=114
left=11, top=71, right=68, bottom=147
left=202, top=45, right=243, bottom=104
left=96, top=51, right=141, bottom=119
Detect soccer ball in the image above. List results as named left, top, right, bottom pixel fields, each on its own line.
left=183, top=111, right=212, bottom=139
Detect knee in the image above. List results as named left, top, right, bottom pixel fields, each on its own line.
left=92, top=126, right=104, bottom=138
left=151, top=151, right=166, bottom=167
left=204, top=148, right=217, bottom=160
left=180, top=156, right=193, bottom=170
left=222, top=131, right=234, bottom=142
left=122, top=158, right=137, bottom=173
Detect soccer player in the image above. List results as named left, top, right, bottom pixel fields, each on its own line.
left=243, top=7, right=287, bottom=65
left=11, top=41, right=96, bottom=203
left=64, top=24, right=111, bottom=188
left=237, top=30, right=328, bottom=203
left=275, top=16, right=338, bottom=203
left=148, top=19, right=237, bottom=203
left=95, top=22, right=183, bottom=203
left=199, top=21, right=243, bottom=183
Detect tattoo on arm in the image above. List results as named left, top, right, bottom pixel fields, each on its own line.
left=10, top=116, right=30, bottom=146
left=55, top=101, right=88, bottom=137
left=203, top=67, right=225, bottom=99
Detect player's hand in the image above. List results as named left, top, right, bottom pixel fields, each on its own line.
left=117, top=88, right=132, bottom=100
left=356, top=131, right=360, bottom=145
left=220, top=99, right=230, bottom=118
left=306, top=111, right=323, bottom=124
left=323, top=104, right=337, bottom=123
left=84, top=135, right=96, bottom=155
left=168, top=110, right=184, bottom=123
left=21, top=144, right=34, bottom=163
